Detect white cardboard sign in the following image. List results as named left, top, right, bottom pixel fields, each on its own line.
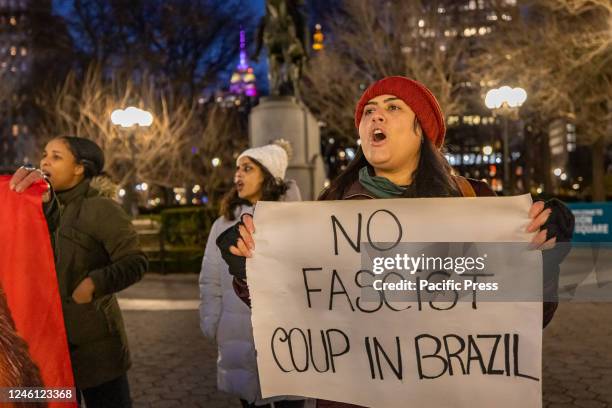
left=248, top=195, right=542, bottom=408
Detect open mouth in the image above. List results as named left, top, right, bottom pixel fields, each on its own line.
left=236, top=181, right=244, bottom=191
left=372, top=129, right=387, bottom=143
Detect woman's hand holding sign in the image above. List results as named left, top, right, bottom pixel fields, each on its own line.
left=526, top=201, right=556, bottom=251
left=229, top=214, right=256, bottom=258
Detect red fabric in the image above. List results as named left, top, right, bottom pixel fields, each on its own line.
left=0, top=176, right=76, bottom=407
left=354, top=76, right=446, bottom=148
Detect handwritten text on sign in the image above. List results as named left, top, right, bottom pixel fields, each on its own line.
left=248, top=195, right=542, bottom=408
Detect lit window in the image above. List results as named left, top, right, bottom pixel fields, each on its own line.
left=20, top=47, right=26, bottom=56
left=10, top=46, right=16, bottom=56
left=468, top=0, right=477, bottom=10
left=487, top=12, right=498, bottom=21
left=9, top=16, right=16, bottom=26
left=12, top=124, right=18, bottom=136
left=439, top=44, right=446, bottom=52
left=447, top=115, right=460, bottom=126
left=437, top=7, right=445, bottom=13
left=478, top=27, right=488, bottom=35
left=418, top=19, right=425, bottom=28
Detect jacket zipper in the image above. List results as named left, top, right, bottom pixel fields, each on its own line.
left=343, top=193, right=375, bottom=199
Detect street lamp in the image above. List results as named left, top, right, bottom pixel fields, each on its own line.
left=111, top=106, right=153, bottom=215
left=111, top=106, right=153, bottom=128
left=484, top=86, right=527, bottom=194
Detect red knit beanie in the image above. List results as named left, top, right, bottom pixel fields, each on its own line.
left=354, top=76, right=446, bottom=148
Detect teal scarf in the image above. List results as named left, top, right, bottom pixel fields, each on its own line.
left=358, top=167, right=409, bottom=198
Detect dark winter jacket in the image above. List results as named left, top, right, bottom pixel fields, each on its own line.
left=48, top=178, right=147, bottom=389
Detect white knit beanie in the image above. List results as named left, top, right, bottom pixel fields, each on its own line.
left=237, top=140, right=291, bottom=180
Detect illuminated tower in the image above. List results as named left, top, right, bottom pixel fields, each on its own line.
left=229, top=29, right=257, bottom=97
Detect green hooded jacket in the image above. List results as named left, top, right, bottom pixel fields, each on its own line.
left=50, top=177, right=147, bottom=389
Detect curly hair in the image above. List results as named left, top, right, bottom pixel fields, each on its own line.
left=220, top=157, right=289, bottom=221
left=0, top=285, right=46, bottom=407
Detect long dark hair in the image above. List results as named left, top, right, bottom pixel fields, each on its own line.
left=220, top=157, right=290, bottom=221
left=319, top=124, right=459, bottom=200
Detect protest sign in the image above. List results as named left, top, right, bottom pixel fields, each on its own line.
left=248, top=194, right=542, bottom=408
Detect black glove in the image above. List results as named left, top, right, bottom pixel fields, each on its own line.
left=540, top=198, right=575, bottom=306
left=542, top=198, right=575, bottom=243
left=216, top=220, right=247, bottom=280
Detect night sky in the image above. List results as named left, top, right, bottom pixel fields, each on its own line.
left=50, top=0, right=270, bottom=95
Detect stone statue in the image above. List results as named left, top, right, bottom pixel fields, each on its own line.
left=253, top=0, right=309, bottom=99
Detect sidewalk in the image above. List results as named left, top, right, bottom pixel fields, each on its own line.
left=119, top=274, right=240, bottom=408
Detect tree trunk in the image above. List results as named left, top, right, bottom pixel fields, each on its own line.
left=542, top=130, right=553, bottom=195
left=591, top=135, right=605, bottom=202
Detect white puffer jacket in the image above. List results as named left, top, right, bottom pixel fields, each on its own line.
left=200, top=204, right=259, bottom=401
left=199, top=181, right=302, bottom=404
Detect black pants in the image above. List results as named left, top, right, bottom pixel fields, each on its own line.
left=241, top=399, right=305, bottom=408
left=77, top=374, right=132, bottom=408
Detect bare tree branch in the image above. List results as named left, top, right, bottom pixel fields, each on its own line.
left=36, top=65, right=199, bottom=188
left=301, top=0, right=470, bottom=146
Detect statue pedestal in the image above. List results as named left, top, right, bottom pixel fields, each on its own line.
left=249, top=96, right=326, bottom=200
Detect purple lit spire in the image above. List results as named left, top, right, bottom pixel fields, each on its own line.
left=229, top=27, right=257, bottom=97
left=238, top=30, right=248, bottom=70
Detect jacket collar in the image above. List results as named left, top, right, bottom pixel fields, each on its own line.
left=341, top=179, right=375, bottom=200
left=56, top=178, right=90, bottom=205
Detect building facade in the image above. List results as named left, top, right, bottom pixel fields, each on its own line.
left=0, top=0, right=69, bottom=169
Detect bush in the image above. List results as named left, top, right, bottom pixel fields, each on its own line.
left=157, top=206, right=219, bottom=273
